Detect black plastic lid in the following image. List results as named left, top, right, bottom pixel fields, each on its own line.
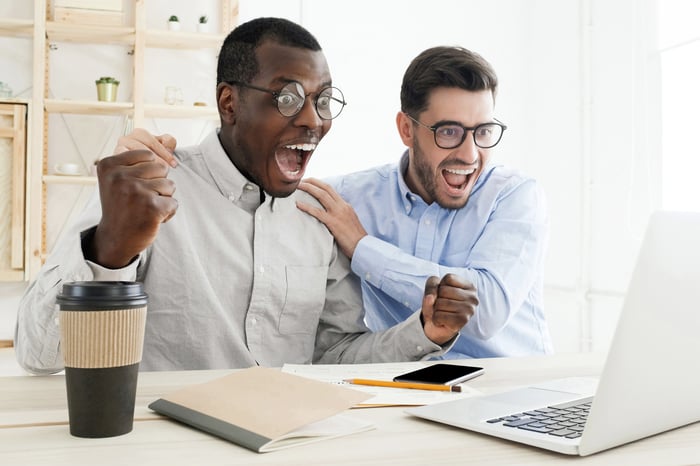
left=57, top=281, right=148, bottom=310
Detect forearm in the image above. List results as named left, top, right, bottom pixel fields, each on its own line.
left=14, top=193, right=140, bottom=374
left=314, top=309, right=455, bottom=364
left=351, top=214, right=547, bottom=339
left=314, top=245, right=455, bottom=363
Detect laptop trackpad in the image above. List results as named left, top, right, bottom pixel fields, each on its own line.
left=472, top=377, right=596, bottom=416
left=407, top=377, right=598, bottom=425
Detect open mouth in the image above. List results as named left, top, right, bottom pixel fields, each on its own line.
left=442, top=166, right=477, bottom=194
left=275, top=143, right=315, bottom=182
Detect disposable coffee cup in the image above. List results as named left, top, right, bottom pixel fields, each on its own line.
left=58, top=281, right=148, bottom=438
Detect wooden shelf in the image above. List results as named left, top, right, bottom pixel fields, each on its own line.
left=0, top=19, right=33, bottom=38
left=44, top=99, right=133, bottom=115
left=46, top=21, right=134, bottom=45
left=43, top=175, right=97, bottom=185
left=5, top=0, right=239, bottom=281
left=145, top=29, right=225, bottom=49
left=144, top=103, right=218, bottom=119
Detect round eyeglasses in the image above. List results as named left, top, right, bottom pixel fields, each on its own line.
left=405, top=113, right=507, bottom=149
left=228, top=81, right=346, bottom=120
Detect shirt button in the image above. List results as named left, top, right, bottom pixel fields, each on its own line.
left=228, top=195, right=235, bottom=201
left=365, top=272, right=371, bottom=280
left=403, top=301, right=409, bottom=307
left=251, top=317, right=258, bottom=325
left=260, top=266, right=265, bottom=274
left=416, top=345, right=423, bottom=352
left=245, top=184, right=254, bottom=191
left=425, top=219, right=431, bottom=225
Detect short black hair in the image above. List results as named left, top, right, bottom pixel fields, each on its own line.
left=216, top=17, right=322, bottom=85
left=400, top=46, right=498, bottom=116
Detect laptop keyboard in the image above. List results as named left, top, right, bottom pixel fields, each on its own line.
left=486, top=396, right=594, bottom=439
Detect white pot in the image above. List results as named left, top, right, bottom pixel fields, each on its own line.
left=197, top=23, right=208, bottom=33
left=168, top=21, right=181, bottom=31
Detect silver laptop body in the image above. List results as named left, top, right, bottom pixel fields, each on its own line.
left=407, top=210, right=700, bottom=456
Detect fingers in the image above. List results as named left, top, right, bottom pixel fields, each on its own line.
left=432, top=273, right=478, bottom=328
left=298, top=178, right=342, bottom=206
left=100, top=150, right=170, bottom=180
left=98, top=150, right=176, bottom=212
left=114, top=128, right=178, bottom=167
left=421, top=273, right=478, bottom=344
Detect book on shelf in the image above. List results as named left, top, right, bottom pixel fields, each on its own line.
left=149, top=366, right=374, bottom=453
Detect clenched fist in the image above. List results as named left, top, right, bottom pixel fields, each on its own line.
left=421, top=273, right=478, bottom=345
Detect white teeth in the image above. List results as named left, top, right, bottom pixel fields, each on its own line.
left=285, top=143, right=316, bottom=151
left=445, top=168, right=475, bottom=176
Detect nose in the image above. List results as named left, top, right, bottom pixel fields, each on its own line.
left=457, top=131, right=480, bottom=165
left=293, top=96, right=323, bottom=129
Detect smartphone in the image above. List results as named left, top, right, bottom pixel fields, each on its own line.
left=393, top=363, right=484, bottom=385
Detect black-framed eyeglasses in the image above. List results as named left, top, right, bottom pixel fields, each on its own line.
left=227, top=81, right=346, bottom=120
left=405, top=113, right=507, bottom=149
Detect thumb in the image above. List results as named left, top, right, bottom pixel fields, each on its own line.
left=421, top=276, right=440, bottom=322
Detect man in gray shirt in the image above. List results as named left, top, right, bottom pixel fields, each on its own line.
left=15, top=18, right=477, bottom=373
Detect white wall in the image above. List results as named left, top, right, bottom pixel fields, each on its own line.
left=0, top=0, right=658, bottom=354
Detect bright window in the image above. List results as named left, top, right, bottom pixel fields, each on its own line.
left=659, top=0, right=700, bottom=211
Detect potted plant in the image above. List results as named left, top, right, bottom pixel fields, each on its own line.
left=197, top=15, right=208, bottom=33
left=167, top=15, right=180, bottom=31
left=95, top=76, right=119, bottom=102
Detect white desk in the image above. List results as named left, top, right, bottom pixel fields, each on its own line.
left=2, top=352, right=700, bottom=465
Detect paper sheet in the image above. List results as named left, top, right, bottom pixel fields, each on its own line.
left=282, top=362, right=482, bottom=407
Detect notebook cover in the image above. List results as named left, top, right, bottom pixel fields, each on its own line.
left=148, top=366, right=373, bottom=453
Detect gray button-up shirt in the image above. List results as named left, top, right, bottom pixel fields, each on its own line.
left=15, top=131, right=449, bottom=373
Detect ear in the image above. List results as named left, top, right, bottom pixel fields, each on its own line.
left=396, top=111, right=414, bottom=148
left=217, top=82, right=236, bottom=125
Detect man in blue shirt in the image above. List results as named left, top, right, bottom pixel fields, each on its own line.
left=297, top=46, right=553, bottom=358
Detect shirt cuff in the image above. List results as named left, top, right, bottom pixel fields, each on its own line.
left=80, top=226, right=139, bottom=281
left=86, top=259, right=139, bottom=281
left=400, top=310, right=456, bottom=360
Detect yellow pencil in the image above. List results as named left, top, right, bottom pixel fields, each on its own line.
left=344, top=378, right=462, bottom=392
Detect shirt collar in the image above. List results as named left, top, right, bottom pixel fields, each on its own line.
left=397, top=150, right=417, bottom=213
left=201, top=130, right=264, bottom=208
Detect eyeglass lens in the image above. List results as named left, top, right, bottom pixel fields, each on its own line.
left=276, top=82, right=345, bottom=120
left=434, top=123, right=504, bottom=149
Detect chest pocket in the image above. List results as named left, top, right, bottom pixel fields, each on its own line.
left=279, top=265, right=327, bottom=334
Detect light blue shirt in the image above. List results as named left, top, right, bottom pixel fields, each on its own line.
left=329, top=151, right=553, bottom=358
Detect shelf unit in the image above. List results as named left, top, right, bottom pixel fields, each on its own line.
left=0, top=0, right=239, bottom=279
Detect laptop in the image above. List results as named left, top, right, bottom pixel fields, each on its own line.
left=406, top=210, right=700, bottom=456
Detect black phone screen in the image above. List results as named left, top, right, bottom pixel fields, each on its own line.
left=393, top=363, right=484, bottom=385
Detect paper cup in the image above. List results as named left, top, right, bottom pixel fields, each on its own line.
left=58, top=281, right=148, bottom=438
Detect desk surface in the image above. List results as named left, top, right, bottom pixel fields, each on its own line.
left=2, top=352, right=699, bottom=465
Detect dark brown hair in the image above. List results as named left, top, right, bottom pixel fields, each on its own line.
left=400, top=46, right=498, bottom=116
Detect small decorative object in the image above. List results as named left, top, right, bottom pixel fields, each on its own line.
left=197, top=15, right=208, bottom=33
left=0, top=81, right=13, bottom=98
left=167, top=15, right=180, bottom=31
left=54, top=162, right=81, bottom=176
left=164, top=86, right=183, bottom=105
left=193, top=101, right=207, bottom=107
left=95, top=76, right=119, bottom=102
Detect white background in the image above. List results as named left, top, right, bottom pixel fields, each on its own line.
left=0, top=0, right=675, bottom=355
